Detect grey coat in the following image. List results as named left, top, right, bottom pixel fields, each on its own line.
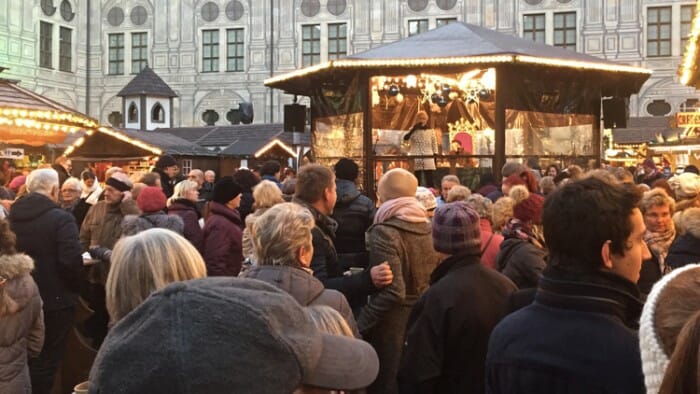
left=0, top=254, right=44, bottom=394
left=241, top=264, right=359, bottom=337
left=121, top=212, right=184, bottom=236
left=359, top=217, right=440, bottom=394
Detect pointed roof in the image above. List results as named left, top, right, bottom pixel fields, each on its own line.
left=265, top=22, right=650, bottom=95
left=117, top=66, right=178, bottom=98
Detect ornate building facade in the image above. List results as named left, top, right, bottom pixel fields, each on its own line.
left=0, top=0, right=697, bottom=128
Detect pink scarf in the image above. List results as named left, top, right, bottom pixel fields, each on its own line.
left=374, top=196, right=428, bottom=224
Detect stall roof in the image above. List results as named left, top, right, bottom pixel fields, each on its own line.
left=65, top=127, right=217, bottom=160
left=680, top=1, right=700, bottom=87
left=117, top=66, right=178, bottom=98
left=266, top=22, right=651, bottom=95
left=155, top=123, right=310, bottom=157
left=612, top=117, right=682, bottom=145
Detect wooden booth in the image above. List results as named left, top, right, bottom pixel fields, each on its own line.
left=265, top=22, right=650, bottom=194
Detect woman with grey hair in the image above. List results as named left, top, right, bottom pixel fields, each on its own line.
left=466, top=193, right=504, bottom=269
left=240, top=202, right=358, bottom=336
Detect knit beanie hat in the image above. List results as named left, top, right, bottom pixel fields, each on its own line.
left=155, top=154, right=178, bottom=169
left=334, top=159, right=359, bottom=182
left=415, top=186, right=437, bottom=211
left=137, top=186, right=167, bottom=213
left=212, top=176, right=242, bottom=204
left=510, top=185, right=544, bottom=224
left=639, top=263, right=700, bottom=393
left=8, top=175, right=25, bottom=192
left=668, top=172, right=700, bottom=200
left=378, top=168, right=418, bottom=203
left=432, top=201, right=481, bottom=255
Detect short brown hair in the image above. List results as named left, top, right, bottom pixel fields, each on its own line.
left=294, top=164, right=334, bottom=204
left=139, top=172, right=161, bottom=187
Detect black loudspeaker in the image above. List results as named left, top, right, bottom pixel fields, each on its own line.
left=239, top=102, right=254, bottom=124
left=602, top=97, right=628, bottom=129
left=284, top=104, right=306, bottom=132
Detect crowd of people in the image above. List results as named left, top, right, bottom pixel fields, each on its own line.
left=0, top=154, right=699, bottom=394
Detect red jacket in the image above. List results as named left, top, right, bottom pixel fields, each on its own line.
left=480, top=218, right=503, bottom=269
left=202, top=202, right=243, bottom=276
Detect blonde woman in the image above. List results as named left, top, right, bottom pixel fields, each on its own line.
left=240, top=202, right=358, bottom=336
left=167, top=180, right=204, bottom=251
left=105, top=228, right=207, bottom=322
left=241, top=180, right=284, bottom=265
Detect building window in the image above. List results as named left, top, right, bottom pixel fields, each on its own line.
left=58, top=27, right=71, bottom=72
left=523, top=14, right=546, bottom=43
left=108, top=33, right=124, bottom=75
left=152, top=103, right=165, bottom=123
left=302, top=24, right=321, bottom=67
left=39, top=21, right=53, bottom=69
left=203, top=29, right=219, bottom=72
left=437, top=17, right=458, bottom=27
left=128, top=102, right=138, bottom=123
left=226, top=28, right=244, bottom=72
left=553, top=12, right=576, bottom=50
left=681, top=5, right=696, bottom=51
left=131, top=32, right=148, bottom=73
left=647, top=6, right=671, bottom=57
left=408, top=19, right=429, bottom=37
left=181, top=159, right=193, bottom=175
left=328, top=23, right=347, bottom=60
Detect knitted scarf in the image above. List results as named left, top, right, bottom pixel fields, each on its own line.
left=644, top=222, right=676, bottom=274
left=502, top=218, right=545, bottom=249
left=374, top=196, right=427, bottom=224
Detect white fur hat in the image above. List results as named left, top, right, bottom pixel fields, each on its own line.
left=668, top=172, right=700, bottom=200
left=639, top=263, right=700, bottom=393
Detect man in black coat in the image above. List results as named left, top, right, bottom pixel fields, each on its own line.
left=331, top=158, right=376, bottom=271
left=398, top=201, right=516, bottom=394
left=51, top=156, right=72, bottom=188
left=485, top=177, right=650, bottom=394
left=152, top=154, right=182, bottom=198
left=9, top=168, right=84, bottom=394
left=293, top=164, right=391, bottom=309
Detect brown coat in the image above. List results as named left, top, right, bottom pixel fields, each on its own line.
left=0, top=254, right=44, bottom=393
left=80, top=199, right=140, bottom=250
left=358, top=217, right=440, bottom=394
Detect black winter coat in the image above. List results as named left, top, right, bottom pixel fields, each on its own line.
left=485, top=267, right=645, bottom=394
left=665, top=233, right=700, bottom=269
left=398, top=253, right=516, bottom=394
left=330, top=179, right=376, bottom=270
left=293, top=199, right=375, bottom=309
left=9, top=193, right=84, bottom=312
left=638, top=251, right=663, bottom=296
left=495, top=238, right=546, bottom=289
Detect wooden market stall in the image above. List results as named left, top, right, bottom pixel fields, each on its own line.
left=265, top=22, right=650, bottom=193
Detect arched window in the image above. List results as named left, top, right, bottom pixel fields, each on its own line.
left=152, top=102, right=165, bottom=123
left=128, top=102, right=138, bottom=123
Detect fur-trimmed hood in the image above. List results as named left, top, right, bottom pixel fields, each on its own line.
left=0, top=253, right=34, bottom=280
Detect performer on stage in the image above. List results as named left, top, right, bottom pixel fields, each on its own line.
left=403, top=111, right=438, bottom=187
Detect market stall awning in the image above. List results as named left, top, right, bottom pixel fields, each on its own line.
left=680, top=2, right=700, bottom=87
left=64, top=126, right=217, bottom=161
left=266, top=22, right=651, bottom=96
left=0, top=75, right=98, bottom=146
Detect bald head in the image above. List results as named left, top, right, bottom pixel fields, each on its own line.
left=378, top=168, right=418, bottom=203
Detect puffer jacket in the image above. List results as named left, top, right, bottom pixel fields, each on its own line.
left=359, top=217, right=441, bottom=394
left=121, top=211, right=184, bottom=236
left=241, top=264, right=358, bottom=337
left=331, top=179, right=376, bottom=270
left=0, top=254, right=44, bottom=394
left=495, top=238, right=547, bottom=289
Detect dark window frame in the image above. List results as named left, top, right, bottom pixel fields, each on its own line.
left=202, top=29, right=220, bottom=72
left=553, top=11, right=576, bottom=50
left=647, top=6, right=672, bottom=57
left=523, top=13, right=546, bottom=44
left=151, top=102, right=165, bottom=123
left=131, top=32, right=148, bottom=73
left=408, top=19, right=429, bottom=37
left=128, top=102, right=138, bottom=123
left=436, top=17, right=458, bottom=27
left=39, top=21, right=53, bottom=69
left=302, top=24, right=321, bottom=67
left=681, top=4, right=696, bottom=51
left=108, top=33, right=125, bottom=75
left=226, top=28, right=244, bottom=72
left=327, top=23, right=347, bottom=60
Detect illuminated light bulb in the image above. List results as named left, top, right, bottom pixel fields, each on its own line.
left=406, top=75, right=417, bottom=88
left=395, top=93, right=404, bottom=103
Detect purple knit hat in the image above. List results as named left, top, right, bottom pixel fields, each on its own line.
left=432, top=201, right=481, bottom=255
